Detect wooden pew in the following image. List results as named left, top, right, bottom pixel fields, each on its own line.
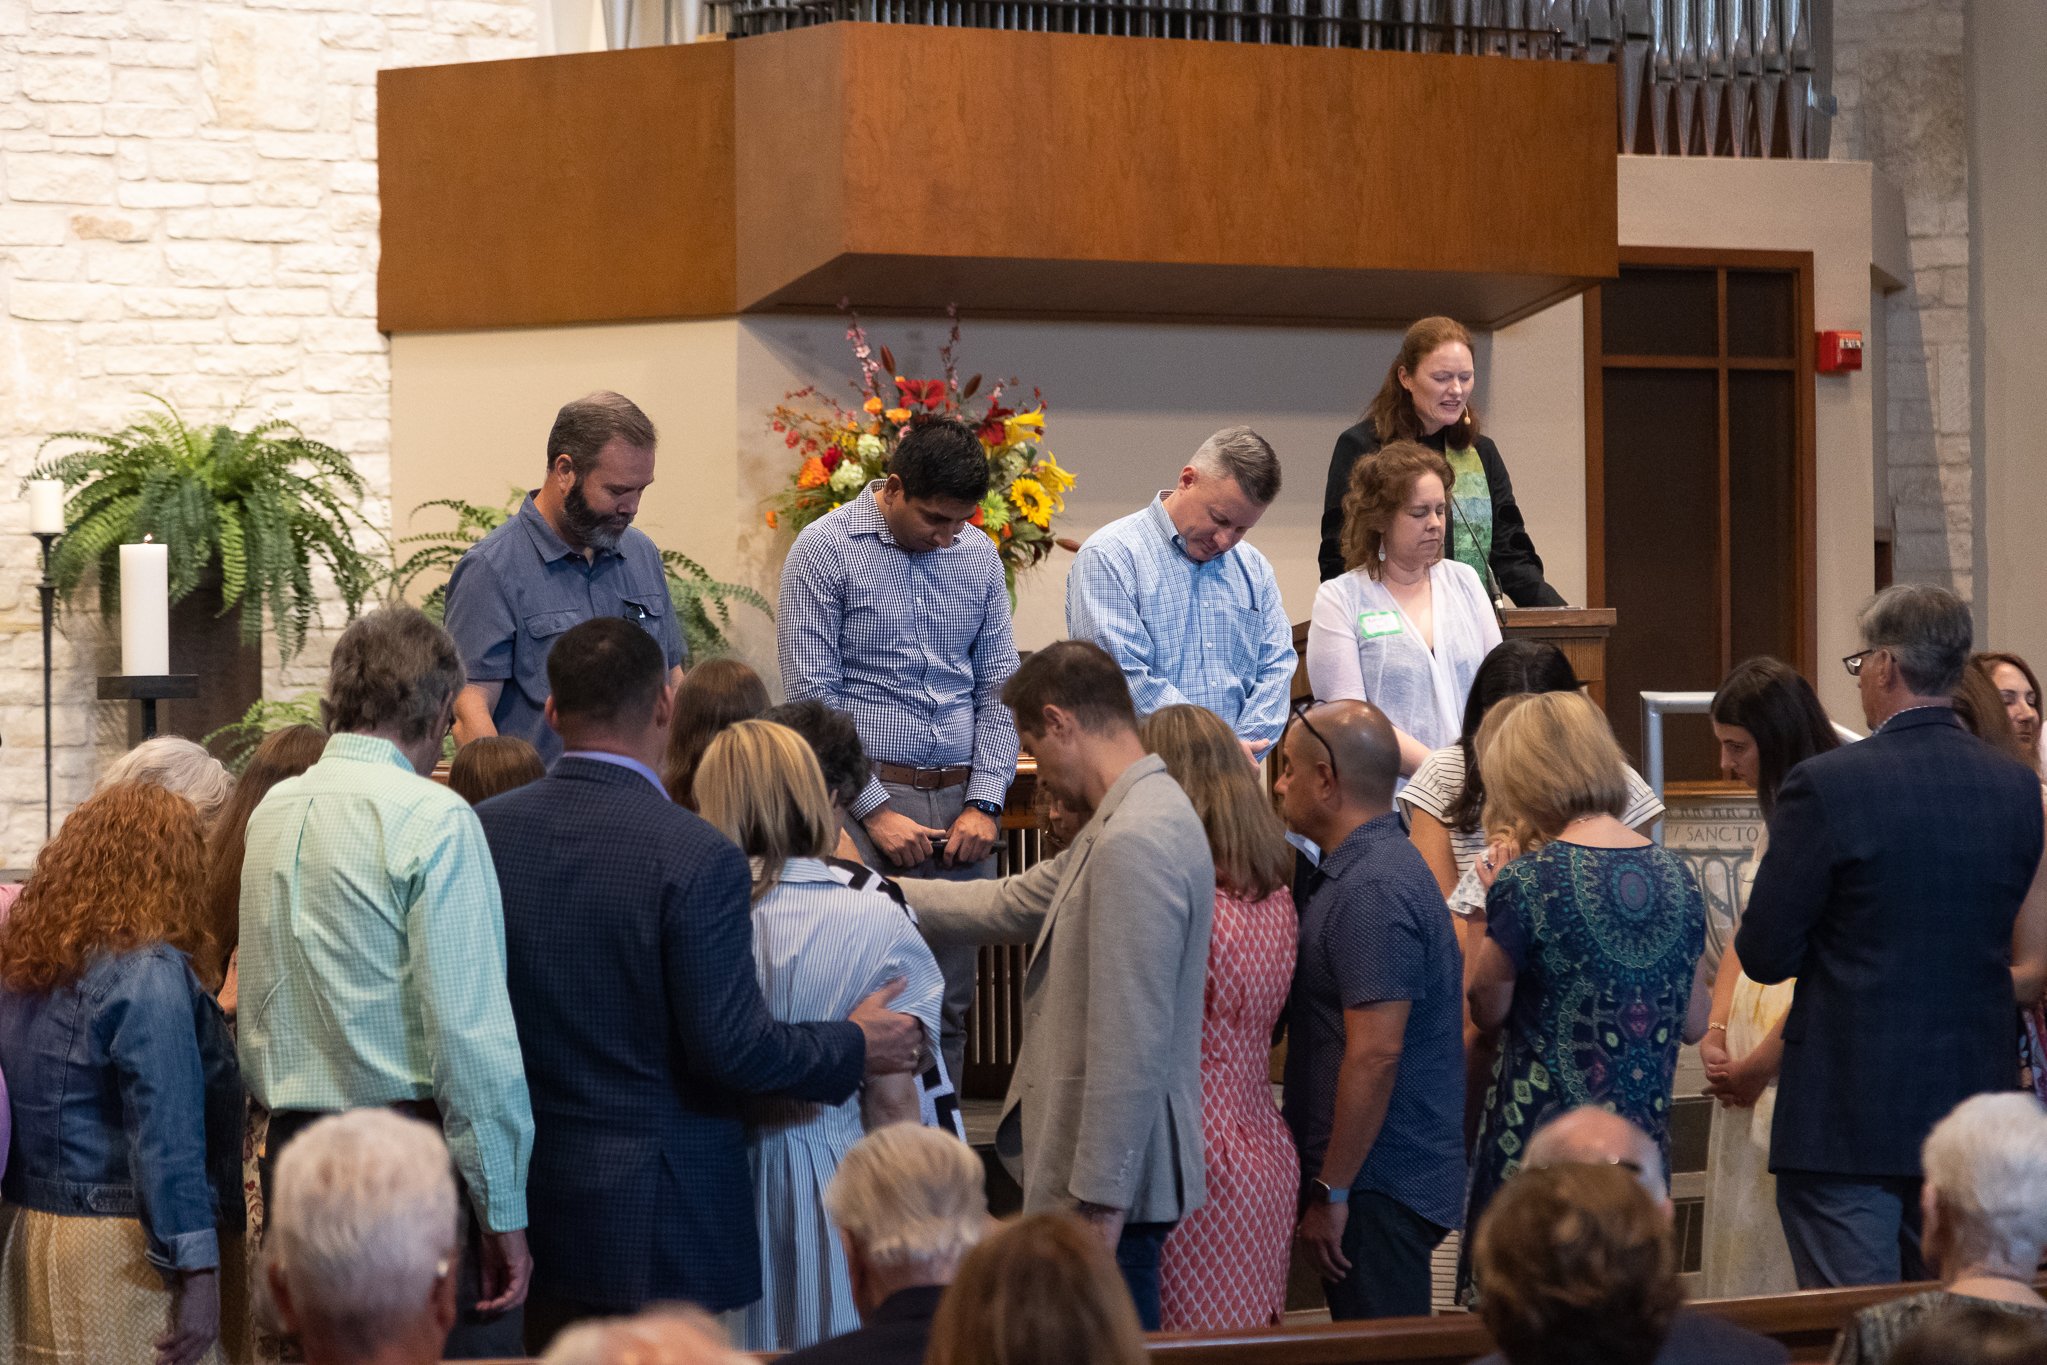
left=460, top=1274, right=2047, bottom=1365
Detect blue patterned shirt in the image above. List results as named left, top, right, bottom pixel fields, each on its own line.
left=1066, top=494, right=1295, bottom=749
left=776, top=484, right=1020, bottom=819
left=444, top=493, right=686, bottom=766
left=1282, top=812, right=1467, bottom=1230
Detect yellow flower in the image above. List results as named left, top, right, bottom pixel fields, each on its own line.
left=1010, top=476, right=1053, bottom=529
left=1033, top=451, right=1075, bottom=511
left=1003, top=408, right=1046, bottom=448
left=863, top=396, right=884, bottom=415
left=884, top=407, right=912, bottom=424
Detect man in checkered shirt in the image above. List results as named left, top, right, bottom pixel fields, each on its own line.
left=777, top=417, right=1021, bottom=1085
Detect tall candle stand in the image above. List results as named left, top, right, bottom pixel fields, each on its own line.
left=34, top=531, right=56, bottom=839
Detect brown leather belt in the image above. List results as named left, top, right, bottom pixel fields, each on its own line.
left=875, top=762, right=974, bottom=791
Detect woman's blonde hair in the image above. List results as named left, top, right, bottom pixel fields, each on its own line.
left=695, top=720, right=837, bottom=900
left=3, top=780, right=214, bottom=992
left=1479, top=691, right=1628, bottom=845
left=1139, top=704, right=1291, bottom=900
left=1338, top=440, right=1454, bottom=577
left=925, top=1213, right=1148, bottom=1365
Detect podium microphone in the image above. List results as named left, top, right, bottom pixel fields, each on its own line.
left=1447, top=488, right=1507, bottom=630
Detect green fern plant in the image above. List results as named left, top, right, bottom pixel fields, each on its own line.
left=390, top=490, right=771, bottom=659
left=202, top=691, right=327, bottom=774
left=27, top=396, right=380, bottom=660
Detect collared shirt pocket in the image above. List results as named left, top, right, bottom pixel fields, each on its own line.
left=523, top=608, right=583, bottom=641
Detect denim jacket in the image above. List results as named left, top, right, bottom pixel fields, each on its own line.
left=0, top=944, right=241, bottom=1274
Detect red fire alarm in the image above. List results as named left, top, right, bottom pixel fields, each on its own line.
left=1817, top=330, right=1864, bottom=373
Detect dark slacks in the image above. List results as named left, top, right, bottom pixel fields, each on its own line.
left=261, top=1108, right=525, bottom=1359
left=845, top=779, right=996, bottom=1087
left=1775, top=1170, right=1927, bottom=1289
left=1114, top=1221, right=1177, bottom=1332
left=1311, top=1187, right=1446, bottom=1321
left=523, top=1286, right=615, bottom=1355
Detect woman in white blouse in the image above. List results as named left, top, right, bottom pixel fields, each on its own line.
left=1306, top=440, right=1502, bottom=777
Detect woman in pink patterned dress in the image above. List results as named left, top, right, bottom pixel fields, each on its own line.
left=1143, top=705, right=1301, bottom=1332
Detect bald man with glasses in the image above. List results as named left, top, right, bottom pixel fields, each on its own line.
left=1274, top=699, right=1466, bottom=1319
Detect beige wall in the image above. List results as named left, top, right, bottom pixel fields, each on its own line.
left=1974, top=0, right=2047, bottom=671
left=389, top=159, right=1894, bottom=724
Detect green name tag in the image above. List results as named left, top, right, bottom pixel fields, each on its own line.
left=1357, top=610, right=1403, bottom=640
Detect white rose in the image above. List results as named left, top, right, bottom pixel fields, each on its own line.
left=829, top=461, right=867, bottom=494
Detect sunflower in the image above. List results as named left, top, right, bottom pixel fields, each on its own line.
left=1009, top=476, right=1053, bottom=529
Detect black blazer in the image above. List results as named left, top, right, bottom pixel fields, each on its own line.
left=1469, top=1309, right=1790, bottom=1365
left=778, top=1285, right=944, bottom=1365
left=476, top=758, right=866, bottom=1312
left=1735, top=708, right=2044, bottom=1178
left=1318, top=421, right=1565, bottom=606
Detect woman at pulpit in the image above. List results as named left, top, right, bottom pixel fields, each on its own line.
left=1306, top=441, right=1502, bottom=778
left=1317, top=316, right=1565, bottom=606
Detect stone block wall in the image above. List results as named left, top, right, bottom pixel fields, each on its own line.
left=1831, top=0, right=1974, bottom=600
left=0, top=0, right=536, bottom=867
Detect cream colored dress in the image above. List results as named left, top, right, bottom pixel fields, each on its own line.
left=1700, top=825, right=1800, bottom=1297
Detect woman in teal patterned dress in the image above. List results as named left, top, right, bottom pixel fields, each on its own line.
left=1459, top=692, right=1712, bottom=1300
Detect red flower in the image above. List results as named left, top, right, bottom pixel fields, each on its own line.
left=976, top=405, right=1014, bottom=445
left=772, top=420, right=785, bottom=432
left=897, top=377, right=947, bottom=409
left=821, top=448, right=842, bottom=471
left=785, top=432, right=800, bottom=448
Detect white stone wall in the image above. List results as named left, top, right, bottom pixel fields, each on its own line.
left=0, top=0, right=536, bottom=867
left=1831, top=0, right=1973, bottom=599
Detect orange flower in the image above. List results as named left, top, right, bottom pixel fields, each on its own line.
left=765, top=509, right=779, bottom=528
left=863, top=396, right=884, bottom=415
left=797, top=457, right=830, bottom=489
left=884, top=407, right=911, bottom=424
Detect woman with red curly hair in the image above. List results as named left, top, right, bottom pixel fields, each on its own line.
left=0, top=780, right=241, bottom=1365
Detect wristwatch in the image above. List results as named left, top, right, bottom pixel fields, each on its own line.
left=1309, top=1177, right=1348, bottom=1205
left=968, top=799, right=1003, bottom=818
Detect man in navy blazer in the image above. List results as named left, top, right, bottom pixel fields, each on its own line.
left=475, top=619, right=925, bottom=1350
left=1737, top=584, right=2047, bottom=1289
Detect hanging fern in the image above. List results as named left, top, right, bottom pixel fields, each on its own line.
left=390, top=490, right=771, bottom=659
left=27, top=396, right=381, bottom=661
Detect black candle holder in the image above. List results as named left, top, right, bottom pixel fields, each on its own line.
left=34, top=531, right=56, bottom=839
left=97, top=674, right=200, bottom=742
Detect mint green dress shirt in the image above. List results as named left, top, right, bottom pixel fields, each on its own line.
left=237, top=733, right=533, bottom=1231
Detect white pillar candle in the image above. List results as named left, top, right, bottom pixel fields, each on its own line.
left=27, top=480, right=64, bottom=535
left=120, top=538, right=170, bottom=676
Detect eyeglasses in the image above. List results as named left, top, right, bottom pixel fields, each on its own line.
left=1286, top=696, right=1338, bottom=787
left=1842, top=647, right=1880, bottom=678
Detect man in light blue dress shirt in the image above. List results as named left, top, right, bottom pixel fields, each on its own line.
left=778, top=417, right=1021, bottom=1085
left=1067, top=426, right=1296, bottom=761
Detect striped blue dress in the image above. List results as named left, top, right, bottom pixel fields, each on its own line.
left=737, top=858, right=946, bottom=1352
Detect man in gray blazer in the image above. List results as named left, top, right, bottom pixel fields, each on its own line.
left=901, top=640, right=1214, bottom=1331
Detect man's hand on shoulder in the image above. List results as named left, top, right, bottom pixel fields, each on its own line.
left=863, top=807, right=946, bottom=869
left=850, top=978, right=923, bottom=1076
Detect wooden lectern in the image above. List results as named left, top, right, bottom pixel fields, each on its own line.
left=1290, top=607, right=1617, bottom=713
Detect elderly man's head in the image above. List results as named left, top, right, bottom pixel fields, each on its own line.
left=1523, top=1106, right=1669, bottom=1213
left=264, top=1110, right=460, bottom=1365
left=1920, top=1092, right=2047, bottom=1283
left=324, top=605, right=463, bottom=774
left=825, top=1122, right=991, bottom=1317
left=541, top=1305, right=750, bottom=1365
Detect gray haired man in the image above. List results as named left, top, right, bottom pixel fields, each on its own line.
left=1066, top=425, right=1294, bottom=762
left=265, top=1109, right=462, bottom=1365
left=780, top=1124, right=990, bottom=1365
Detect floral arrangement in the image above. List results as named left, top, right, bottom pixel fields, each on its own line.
left=767, top=307, right=1076, bottom=598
